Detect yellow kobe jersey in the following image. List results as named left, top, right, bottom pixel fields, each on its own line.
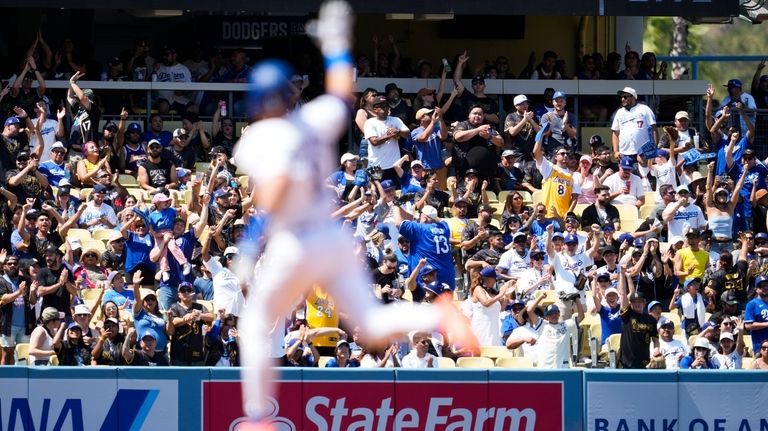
left=446, top=217, right=468, bottom=248
left=306, top=286, right=339, bottom=347
left=542, top=167, right=575, bottom=218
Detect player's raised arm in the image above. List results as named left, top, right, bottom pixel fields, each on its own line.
left=310, top=0, right=355, bottom=101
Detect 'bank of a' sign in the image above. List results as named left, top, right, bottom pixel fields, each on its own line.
left=205, top=380, right=564, bottom=431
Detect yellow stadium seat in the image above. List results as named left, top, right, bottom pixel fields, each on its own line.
left=574, top=203, right=588, bottom=215
left=498, top=190, right=511, bottom=203
left=318, top=356, right=334, bottom=368
left=81, top=288, right=103, bottom=302
left=118, top=174, right=138, bottom=186
left=66, top=228, right=92, bottom=243
left=15, top=343, right=29, bottom=365
left=518, top=190, right=532, bottom=204
left=92, top=229, right=116, bottom=243
left=531, top=190, right=544, bottom=205
left=485, top=191, right=498, bottom=203
left=743, top=335, right=753, bottom=357
left=495, top=357, right=535, bottom=369
left=489, top=219, right=501, bottom=230
left=742, top=358, right=755, bottom=370
left=437, top=356, right=456, bottom=368
left=479, top=346, right=513, bottom=360
left=82, top=239, right=106, bottom=253
left=619, top=218, right=643, bottom=233
left=615, top=204, right=639, bottom=221
left=126, top=188, right=146, bottom=203
left=80, top=188, right=94, bottom=201
left=607, top=333, right=621, bottom=360
left=534, top=289, right=558, bottom=308
left=644, top=191, right=656, bottom=205
left=49, top=356, right=59, bottom=366
left=639, top=204, right=656, bottom=220
left=456, top=356, right=495, bottom=369
left=198, top=300, right=214, bottom=313
left=401, top=288, right=413, bottom=302
left=194, top=162, right=209, bottom=173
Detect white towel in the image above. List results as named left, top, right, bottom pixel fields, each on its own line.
left=680, top=292, right=706, bottom=326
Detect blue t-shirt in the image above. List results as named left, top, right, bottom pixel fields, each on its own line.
left=149, top=207, right=177, bottom=232
left=133, top=308, right=168, bottom=352
left=715, top=135, right=745, bottom=176
left=393, top=249, right=411, bottom=278
left=410, top=124, right=443, bottom=170
left=102, top=288, right=134, bottom=309
left=10, top=229, right=34, bottom=259
left=194, top=277, right=214, bottom=301
left=3, top=275, right=26, bottom=329
left=125, top=231, right=156, bottom=273
left=399, top=172, right=424, bottom=195
left=398, top=220, right=455, bottom=290
left=38, top=160, right=68, bottom=187
left=324, top=357, right=360, bottom=368
left=598, top=305, right=623, bottom=345
left=679, top=355, right=716, bottom=369
left=745, top=297, right=768, bottom=354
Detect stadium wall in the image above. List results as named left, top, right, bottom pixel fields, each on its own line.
left=0, top=367, right=765, bottom=430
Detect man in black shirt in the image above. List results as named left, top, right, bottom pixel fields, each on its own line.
left=137, top=139, right=178, bottom=193
left=169, top=128, right=197, bottom=170
left=619, top=269, right=659, bottom=369
left=705, top=236, right=749, bottom=305
left=67, top=72, right=101, bottom=153
left=122, top=328, right=169, bottom=366
left=35, top=245, right=75, bottom=318
left=372, top=255, right=402, bottom=303
left=581, top=186, right=621, bottom=230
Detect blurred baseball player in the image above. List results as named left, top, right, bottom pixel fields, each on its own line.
left=232, top=2, right=477, bottom=429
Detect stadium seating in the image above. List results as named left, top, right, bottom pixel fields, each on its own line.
left=317, top=356, right=333, bottom=368
left=92, top=229, right=115, bottom=243
left=456, top=356, right=494, bottom=369
left=118, top=174, right=139, bottom=187
left=607, top=333, right=621, bottom=365
left=66, top=228, right=92, bottom=243
left=741, top=357, right=754, bottom=369
left=479, top=345, right=513, bottom=360
left=15, top=343, right=29, bottom=365
left=437, top=356, right=456, bottom=368
left=495, top=357, right=534, bottom=369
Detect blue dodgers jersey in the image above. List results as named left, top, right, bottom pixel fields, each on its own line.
left=745, top=298, right=768, bottom=350
left=399, top=220, right=455, bottom=290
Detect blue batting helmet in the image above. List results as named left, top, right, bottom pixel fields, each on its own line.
left=247, top=59, right=294, bottom=116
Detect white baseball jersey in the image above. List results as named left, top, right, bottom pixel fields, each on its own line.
left=234, top=95, right=347, bottom=232
left=611, top=103, right=656, bottom=155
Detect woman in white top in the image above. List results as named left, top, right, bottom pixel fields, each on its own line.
left=201, top=234, right=244, bottom=318
left=573, top=155, right=599, bottom=204
left=713, top=331, right=743, bottom=369
left=28, top=307, right=66, bottom=366
left=470, top=267, right=512, bottom=346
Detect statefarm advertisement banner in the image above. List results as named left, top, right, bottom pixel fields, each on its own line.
left=204, top=369, right=580, bottom=431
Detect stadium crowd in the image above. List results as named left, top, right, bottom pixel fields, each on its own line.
left=1, top=37, right=768, bottom=371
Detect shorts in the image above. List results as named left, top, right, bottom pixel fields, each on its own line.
left=0, top=327, right=29, bottom=348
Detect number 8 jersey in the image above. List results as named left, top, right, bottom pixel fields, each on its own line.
left=537, top=157, right=580, bottom=218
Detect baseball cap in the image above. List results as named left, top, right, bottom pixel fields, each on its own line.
left=589, top=135, right=603, bottom=146
left=656, top=149, right=669, bottom=158
left=501, top=149, right=517, bottom=158
left=418, top=264, right=436, bottom=279
left=756, top=232, right=768, bottom=241
left=102, top=121, right=118, bottom=133
left=67, top=322, right=82, bottom=331
left=714, top=187, right=729, bottom=196
left=176, top=168, right=189, bottom=178
left=376, top=225, right=391, bottom=240
left=336, top=339, right=351, bottom=349
left=552, top=232, right=564, bottom=240
left=674, top=111, right=689, bottom=120
left=512, top=232, right=527, bottom=243
left=618, top=87, right=638, bottom=98
left=544, top=304, right=560, bottom=316
left=633, top=237, right=645, bottom=248
left=147, top=139, right=162, bottom=148
left=619, top=157, right=634, bottom=171
left=669, top=235, right=684, bottom=245
left=564, top=234, right=579, bottom=244
left=676, top=185, right=690, bottom=194
left=106, top=270, right=123, bottom=285
left=372, top=95, right=388, bottom=107
left=755, top=275, right=768, bottom=288
left=209, top=145, right=226, bottom=156
left=224, top=246, right=239, bottom=256
left=513, top=94, right=528, bottom=106
left=480, top=267, right=497, bottom=278
left=51, top=142, right=66, bottom=151
left=340, top=153, right=358, bottom=164
left=692, top=338, right=709, bottom=350
left=471, top=75, right=485, bottom=83
left=465, top=168, right=479, bottom=177
left=579, top=155, right=592, bottom=166
left=618, top=233, right=634, bottom=243
left=604, top=287, right=619, bottom=297
left=4, top=117, right=20, bottom=127
left=720, top=332, right=734, bottom=342
left=410, top=160, right=423, bottom=168
left=453, top=197, right=468, bottom=206
left=141, top=329, right=159, bottom=341
left=93, top=184, right=109, bottom=194
left=684, top=277, right=702, bottom=289
left=152, top=193, right=171, bottom=204
left=552, top=90, right=566, bottom=100
left=628, top=291, right=645, bottom=301
left=173, top=128, right=188, bottom=138
left=417, top=88, right=436, bottom=98
left=380, top=179, right=395, bottom=191
left=647, top=300, right=662, bottom=312
left=601, top=246, right=617, bottom=255
left=73, top=304, right=91, bottom=315
left=598, top=274, right=613, bottom=283
left=700, top=321, right=716, bottom=332
left=41, top=307, right=59, bottom=321
left=384, top=82, right=402, bottom=94
left=107, top=56, right=122, bottom=67
left=685, top=228, right=701, bottom=237
left=213, top=189, right=231, bottom=200
left=58, top=186, right=71, bottom=197
left=126, top=122, right=142, bottom=133
left=725, top=79, right=743, bottom=88
left=530, top=249, right=546, bottom=258
left=421, top=205, right=439, bottom=221
left=424, top=281, right=449, bottom=295
left=720, top=290, right=739, bottom=305
left=657, top=316, right=674, bottom=330
left=16, top=151, right=30, bottom=161
left=478, top=204, right=496, bottom=214
left=415, top=108, right=435, bottom=121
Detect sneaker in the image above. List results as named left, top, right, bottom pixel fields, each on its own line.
left=183, top=262, right=192, bottom=276
left=162, top=271, right=170, bottom=282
